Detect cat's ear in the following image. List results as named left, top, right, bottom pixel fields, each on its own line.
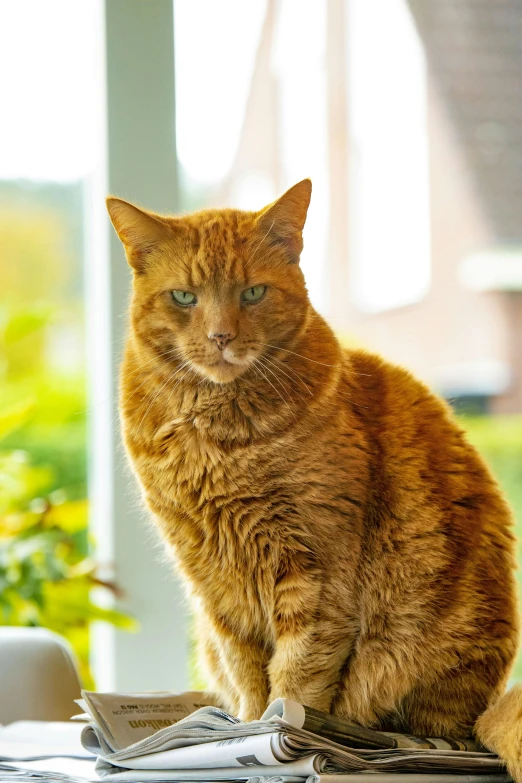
left=256, top=179, right=312, bottom=264
left=106, top=197, right=172, bottom=273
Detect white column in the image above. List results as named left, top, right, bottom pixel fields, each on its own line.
left=86, top=0, right=188, bottom=692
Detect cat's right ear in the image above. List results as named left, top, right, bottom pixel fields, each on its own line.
left=255, top=179, right=312, bottom=265
left=106, top=197, right=171, bottom=273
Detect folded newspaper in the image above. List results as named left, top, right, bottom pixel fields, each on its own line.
left=76, top=691, right=511, bottom=782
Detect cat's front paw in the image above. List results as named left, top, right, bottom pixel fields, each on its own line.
left=238, top=696, right=267, bottom=722
left=269, top=687, right=334, bottom=715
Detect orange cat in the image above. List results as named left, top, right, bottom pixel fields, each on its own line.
left=108, top=180, right=520, bottom=770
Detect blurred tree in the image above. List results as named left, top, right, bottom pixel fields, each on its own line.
left=0, top=186, right=113, bottom=688
left=0, top=399, right=136, bottom=688
left=0, top=207, right=69, bottom=303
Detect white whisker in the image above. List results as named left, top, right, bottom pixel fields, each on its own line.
left=256, top=356, right=297, bottom=411
left=254, top=341, right=337, bottom=367
left=253, top=358, right=289, bottom=409
left=132, top=361, right=191, bottom=437
left=262, top=353, right=313, bottom=397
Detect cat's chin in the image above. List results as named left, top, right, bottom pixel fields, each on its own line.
left=193, top=357, right=251, bottom=385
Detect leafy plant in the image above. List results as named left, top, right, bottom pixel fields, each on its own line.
left=0, top=298, right=137, bottom=688
left=0, top=401, right=137, bottom=687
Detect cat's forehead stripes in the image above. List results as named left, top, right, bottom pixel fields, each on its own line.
left=106, top=179, right=311, bottom=282
left=182, top=211, right=256, bottom=286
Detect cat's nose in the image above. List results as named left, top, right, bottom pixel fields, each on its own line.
left=208, top=331, right=235, bottom=351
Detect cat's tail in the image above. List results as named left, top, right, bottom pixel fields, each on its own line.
left=475, top=684, right=522, bottom=783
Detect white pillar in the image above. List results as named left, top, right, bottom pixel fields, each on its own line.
left=86, top=0, right=188, bottom=692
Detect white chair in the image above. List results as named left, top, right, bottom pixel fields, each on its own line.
left=0, top=627, right=82, bottom=723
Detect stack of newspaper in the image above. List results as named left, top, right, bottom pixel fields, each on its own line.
left=77, top=691, right=511, bottom=783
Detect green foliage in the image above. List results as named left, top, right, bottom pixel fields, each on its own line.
left=0, top=302, right=136, bottom=689
left=0, top=396, right=137, bottom=688
left=0, top=204, right=71, bottom=306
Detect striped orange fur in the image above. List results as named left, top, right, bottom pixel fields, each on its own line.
left=107, top=180, right=519, bottom=744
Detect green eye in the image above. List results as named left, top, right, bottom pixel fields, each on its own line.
left=241, top=285, right=266, bottom=304
left=171, top=290, right=197, bottom=306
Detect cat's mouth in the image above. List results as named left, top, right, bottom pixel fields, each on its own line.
left=220, top=347, right=251, bottom=366
left=192, top=349, right=254, bottom=384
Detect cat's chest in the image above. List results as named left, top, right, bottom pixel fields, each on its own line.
left=148, top=421, right=258, bottom=498
left=140, top=423, right=286, bottom=626
left=137, top=419, right=310, bottom=554
left=131, top=413, right=364, bottom=632
left=134, top=414, right=282, bottom=501
left=134, top=414, right=365, bottom=538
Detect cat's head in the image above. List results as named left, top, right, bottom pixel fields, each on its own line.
left=107, top=180, right=312, bottom=384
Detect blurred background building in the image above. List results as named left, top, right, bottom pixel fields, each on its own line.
left=215, top=0, right=522, bottom=415
left=0, top=0, right=521, bottom=692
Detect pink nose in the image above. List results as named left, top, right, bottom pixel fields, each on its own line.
left=209, top=332, right=235, bottom=350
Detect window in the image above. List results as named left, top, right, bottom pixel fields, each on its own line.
left=347, top=0, right=431, bottom=312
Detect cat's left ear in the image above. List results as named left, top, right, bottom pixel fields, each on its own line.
left=256, top=179, right=312, bottom=264
left=106, top=197, right=173, bottom=273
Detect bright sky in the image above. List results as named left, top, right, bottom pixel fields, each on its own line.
left=174, top=0, right=267, bottom=184
left=0, top=0, right=266, bottom=185
left=0, top=0, right=99, bottom=181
